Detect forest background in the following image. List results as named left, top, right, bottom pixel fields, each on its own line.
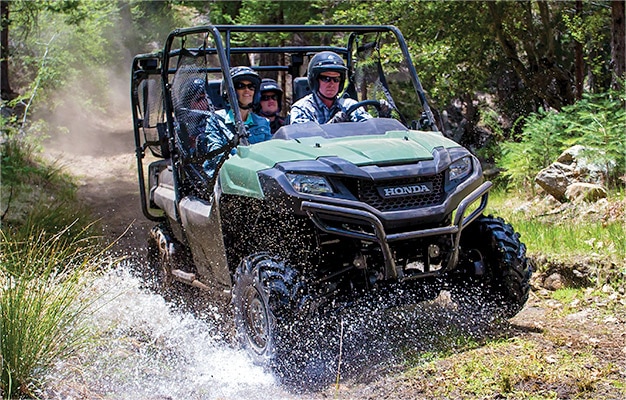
left=1, top=1, right=625, bottom=399
left=2, top=0, right=624, bottom=153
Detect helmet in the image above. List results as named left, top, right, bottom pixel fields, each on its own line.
left=307, top=51, right=348, bottom=94
left=259, top=78, right=283, bottom=113
left=188, top=78, right=206, bottom=95
left=221, top=66, right=261, bottom=108
left=186, top=78, right=209, bottom=109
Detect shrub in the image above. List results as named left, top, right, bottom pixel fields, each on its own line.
left=496, top=90, right=626, bottom=190
left=1, top=125, right=103, bottom=399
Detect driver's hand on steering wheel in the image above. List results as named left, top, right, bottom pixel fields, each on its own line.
left=379, top=99, right=392, bottom=118
left=327, top=111, right=349, bottom=124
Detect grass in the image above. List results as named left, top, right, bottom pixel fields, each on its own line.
left=0, top=132, right=106, bottom=399
left=1, top=256, right=94, bottom=398
left=487, top=187, right=625, bottom=287
left=388, top=186, right=626, bottom=399
left=403, top=337, right=621, bottom=399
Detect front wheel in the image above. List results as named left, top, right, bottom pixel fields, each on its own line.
left=451, top=215, right=533, bottom=318
left=232, top=253, right=307, bottom=367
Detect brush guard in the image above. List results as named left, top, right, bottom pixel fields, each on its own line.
left=302, top=181, right=492, bottom=281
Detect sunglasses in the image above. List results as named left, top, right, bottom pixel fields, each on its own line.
left=319, top=75, right=341, bottom=83
left=261, top=94, right=278, bottom=101
left=235, top=82, right=256, bottom=90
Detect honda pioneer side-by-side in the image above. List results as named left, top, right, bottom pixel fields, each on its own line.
left=131, top=25, right=532, bottom=374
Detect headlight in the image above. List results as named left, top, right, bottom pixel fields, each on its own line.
left=286, top=173, right=333, bottom=195
left=448, top=157, right=472, bottom=181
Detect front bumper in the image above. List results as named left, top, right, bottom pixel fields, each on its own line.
left=301, top=181, right=492, bottom=281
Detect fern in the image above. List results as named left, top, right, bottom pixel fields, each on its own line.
left=497, top=90, right=625, bottom=190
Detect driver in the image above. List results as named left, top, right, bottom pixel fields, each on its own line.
left=289, top=51, right=376, bottom=125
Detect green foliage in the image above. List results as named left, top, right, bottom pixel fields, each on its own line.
left=1, top=121, right=47, bottom=188
left=6, top=0, right=618, bottom=141
left=332, top=0, right=495, bottom=110
left=563, top=4, right=613, bottom=92
left=7, top=0, right=198, bottom=123
left=9, top=1, right=120, bottom=112
left=0, top=229, right=101, bottom=399
left=497, top=90, right=626, bottom=190
left=1, top=122, right=94, bottom=242
left=498, top=108, right=571, bottom=190
left=563, top=91, right=626, bottom=187
left=0, top=119, right=104, bottom=400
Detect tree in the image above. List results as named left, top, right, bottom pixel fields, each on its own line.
left=487, top=1, right=577, bottom=111
left=1, top=0, right=16, bottom=100
left=610, top=0, right=625, bottom=90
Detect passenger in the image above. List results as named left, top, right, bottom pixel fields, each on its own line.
left=196, top=67, right=271, bottom=178
left=289, top=51, right=374, bottom=125
left=188, top=78, right=210, bottom=110
left=257, top=78, right=285, bottom=134
left=175, top=77, right=211, bottom=153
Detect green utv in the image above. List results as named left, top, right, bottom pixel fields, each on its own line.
left=131, top=25, right=532, bottom=370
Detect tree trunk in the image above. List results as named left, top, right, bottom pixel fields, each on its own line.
left=574, top=0, right=584, bottom=100
left=611, top=0, right=625, bottom=90
left=1, top=0, right=16, bottom=100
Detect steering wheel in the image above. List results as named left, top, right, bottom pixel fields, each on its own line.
left=345, top=99, right=384, bottom=118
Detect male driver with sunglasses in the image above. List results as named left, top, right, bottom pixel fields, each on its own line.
left=289, top=51, right=372, bottom=125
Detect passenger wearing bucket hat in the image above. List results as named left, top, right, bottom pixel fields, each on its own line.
left=258, top=78, right=285, bottom=134
left=289, top=51, right=372, bottom=125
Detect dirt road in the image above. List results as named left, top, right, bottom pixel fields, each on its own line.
left=45, top=115, right=153, bottom=258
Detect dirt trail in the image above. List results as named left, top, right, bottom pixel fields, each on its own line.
left=45, top=114, right=153, bottom=258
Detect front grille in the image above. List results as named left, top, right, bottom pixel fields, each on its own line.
left=355, top=174, right=445, bottom=212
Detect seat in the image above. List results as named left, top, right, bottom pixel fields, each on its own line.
left=292, top=77, right=311, bottom=102
left=207, top=79, right=225, bottom=109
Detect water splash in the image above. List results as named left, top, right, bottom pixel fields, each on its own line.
left=42, top=263, right=299, bottom=400
left=40, top=262, right=511, bottom=399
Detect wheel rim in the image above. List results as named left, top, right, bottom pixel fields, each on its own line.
left=243, top=287, right=270, bottom=353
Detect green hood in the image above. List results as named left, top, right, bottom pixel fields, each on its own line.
left=219, top=129, right=461, bottom=198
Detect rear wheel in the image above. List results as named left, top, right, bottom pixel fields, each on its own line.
left=451, top=215, right=533, bottom=318
left=146, top=223, right=193, bottom=301
left=147, top=224, right=175, bottom=291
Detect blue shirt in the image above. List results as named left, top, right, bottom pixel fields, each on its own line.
left=289, top=92, right=372, bottom=125
left=197, top=108, right=271, bottom=178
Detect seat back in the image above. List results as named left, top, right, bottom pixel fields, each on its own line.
left=292, top=77, right=311, bottom=102
left=207, top=79, right=225, bottom=109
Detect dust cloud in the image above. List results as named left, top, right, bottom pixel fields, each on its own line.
left=40, top=66, right=133, bottom=158
left=37, top=63, right=153, bottom=257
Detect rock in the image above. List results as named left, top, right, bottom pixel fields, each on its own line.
left=556, top=145, right=613, bottom=185
left=535, top=162, right=576, bottom=202
left=543, top=273, right=565, bottom=290
left=565, top=182, right=608, bottom=203
left=556, top=144, right=585, bottom=164
left=535, top=145, right=614, bottom=203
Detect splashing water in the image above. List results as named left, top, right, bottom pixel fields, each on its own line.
left=40, top=260, right=509, bottom=400
left=41, top=263, right=300, bottom=400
